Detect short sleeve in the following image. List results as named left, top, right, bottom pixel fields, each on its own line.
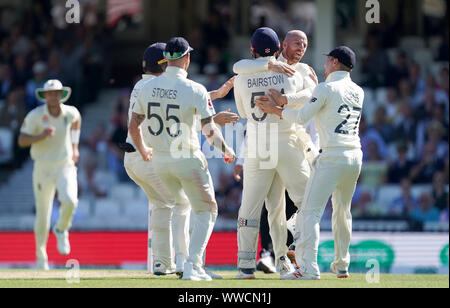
left=195, top=85, right=216, bottom=120
left=20, top=111, right=38, bottom=135
left=133, top=87, right=147, bottom=115
left=69, top=106, right=81, bottom=123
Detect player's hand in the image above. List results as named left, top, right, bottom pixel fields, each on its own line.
left=42, top=126, right=56, bottom=138
left=213, top=109, right=239, bottom=126
left=233, top=164, right=243, bottom=182
left=223, top=147, right=236, bottom=164
left=214, top=76, right=235, bottom=100
left=268, top=59, right=296, bottom=77
left=255, top=96, right=283, bottom=117
left=268, top=89, right=288, bottom=107
left=140, top=147, right=153, bottom=162
left=309, top=66, right=318, bottom=85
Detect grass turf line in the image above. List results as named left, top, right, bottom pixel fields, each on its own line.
left=0, top=270, right=448, bottom=288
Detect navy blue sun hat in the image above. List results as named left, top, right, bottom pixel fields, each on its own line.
left=251, top=27, right=280, bottom=57
left=143, top=43, right=167, bottom=71
left=325, top=46, right=356, bottom=69
left=164, top=37, right=194, bottom=60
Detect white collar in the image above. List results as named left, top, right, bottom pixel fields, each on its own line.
left=164, top=66, right=188, bottom=78
left=326, top=71, right=351, bottom=82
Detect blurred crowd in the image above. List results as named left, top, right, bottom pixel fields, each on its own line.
left=0, top=1, right=448, bottom=231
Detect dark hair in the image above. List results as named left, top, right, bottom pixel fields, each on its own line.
left=146, top=62, right=167, bottom=74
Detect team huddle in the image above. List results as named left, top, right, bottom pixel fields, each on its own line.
left=19, top=26, right=364, bottom=281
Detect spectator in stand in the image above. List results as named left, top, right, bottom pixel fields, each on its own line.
left=388, top=178, right=419, bottom=218
left=361, top=34, right=390, bottom=88
left=11, top=54, right=31, bottom=87
left=435, top=67, right=449, bottom=111
left=387, top=143, right=416, bottom=184
left=409, top=192, right=441, bottom=224
left=437, top=29, right=449, bottom=62
left=0, top=63, right=12, bottom=100
left=398, top=78, right=412, bottom=102
left=393, top=101, right=417, bottom=146
left=47, top=48, right=62, bottom=80
left=360, top=116, right=387, bottom=161
left=386, top=50, right=410, bottom=88
left=409, top=62, right=427, bottom=107
left=107, top=110, right=129, bottom=183
left=381, top=87, right=400, bottom=123
left=432, top=171, right=449, bottom=213
left=425, top=121, right=448, bottom=160
left=0, top=87, right=27, bottom=132
left=360, top=141, right=388, bottom=189
left=26, top=61, right=48, bottom=110
left=410, top=141, right=446, bottom=184
left=371, top=106, right=395, bottom=144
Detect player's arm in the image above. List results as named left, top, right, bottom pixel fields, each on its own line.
left=129, top=112, right=152, bottom=161
left=233, top=78, right=247, bottom=119
left=255, top=84, right=327, bottom=124
left=71, top=114, right=82, bottom=164
left=201, top=116, right=235, bottom=164
left=233, top=58, right=296, bottom=76
left=209, top=76, right=235, bottom=100
left=18, top=129, right=55, bottom=148
left=281, top=84, right=328, bottom=125
left=18, top=113, right=55, bottom=148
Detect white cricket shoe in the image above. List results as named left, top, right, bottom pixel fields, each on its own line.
left=256, top=251, right=276, bottom=274
left=53, top=228, right=70, bottom=255
left=235, top=268, right=256, bottom=279
left=153, top=262, right=175, bottom=276
left=277, top=256, right=295, bottom=279
left=205, top=269, right=223, bottom=279
left=182, top=262, right=212, bottom=281
left=281, top=268, right=320, bottom=280
left=37, top=258, right=49, bottom=271
left=330, top=263, right=349, bottom=279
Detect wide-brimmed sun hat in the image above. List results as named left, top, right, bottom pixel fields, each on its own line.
left=35, top=79, right=72, bottom=103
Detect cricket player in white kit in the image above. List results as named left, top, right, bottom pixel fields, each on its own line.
left=130, top=37, right=235, bottom=281
left=233, top=30, right=320, bottom=270
left=124, top=43, right=238, bottom=276
left=18, top=80, right=81, bottom=270
left=234, top=28, right=311, bottom=279
left=256, top=46, right=364, bottom=280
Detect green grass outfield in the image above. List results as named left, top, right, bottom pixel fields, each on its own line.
left=0, top=270, right=448, bottom=288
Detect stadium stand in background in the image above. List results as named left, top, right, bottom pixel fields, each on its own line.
left=0, top=0, right=448, bottom=233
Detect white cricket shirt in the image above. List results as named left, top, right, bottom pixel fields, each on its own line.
left=282, top=71, right=364, bottom=149
left=20, top=104, right=80, bottom=163
left=133, top=66, right=216, bottom=154
left=234, top=56, right=303, bottom=135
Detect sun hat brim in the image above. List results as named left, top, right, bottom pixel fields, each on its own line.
left=35, top=87, right=72, bottom=103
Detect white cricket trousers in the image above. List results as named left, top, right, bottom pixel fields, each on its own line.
left=238, top=133, right=310, bottom=269
left=124, top=152, right=190, bottom=269
left=33, top=160, right=78, bottom=262
left=295, top=148, right=363, bottom=276
left=152, top=150, right=217, bottom=269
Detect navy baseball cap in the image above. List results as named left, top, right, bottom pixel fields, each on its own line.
left=143, top=43, right=167, bottom=71
left=325, top=46, right=356, bottom=69
left=164, top=37, right=194, bottom=60
left=251, top=27, right=280, bottom=57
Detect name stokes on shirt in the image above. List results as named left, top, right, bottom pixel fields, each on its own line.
left=152, top=87, right=178, bottom=100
